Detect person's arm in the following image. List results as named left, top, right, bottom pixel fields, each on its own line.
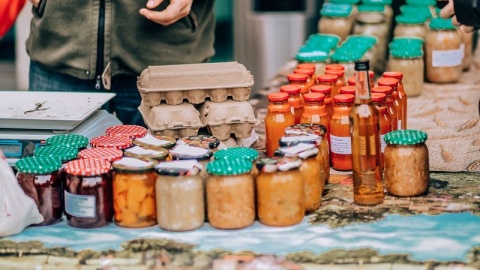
left=139, top=0, right=193, bottom=26
left=440, top=0, right=480, bottom=32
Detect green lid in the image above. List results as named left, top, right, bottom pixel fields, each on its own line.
left=329, top=0, right=360, bottom=4
left=16, top=156, right=62, bottom=174
left=384, top=130, right=428, bottom=145
left=306, top=34, right=341, bottom=47
left=345, top=35, right=378, bottom=47
left=400, top=5, right=433, bottom=18
left=429, top=17, right=456, bottom=30
left=330, top=50, right=364, bottom=63
left=213, top=147, right=259, bottom=162
left=362, top=0, right=392, bottom=5
left=389, top=47, right=423, bottom=58
left=357, top=4, right=385, bottom=13
left=34, top=145, right=79, bottom=162
left=46, top=134, right=89, bottom=149
left=296, top=51, right=329, bottom=62
left=320, top=3, right=353, bottom=17
left=395, top=14, right=428, bottom=25
left=206, top=159, right=252, bottom=176
left=390, top=37, right=424, bottom=48
left=405, top=0, right=435, bottom=6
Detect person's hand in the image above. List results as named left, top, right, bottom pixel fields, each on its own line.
left=139, top=0, right=193, bottom=26
left=439, top=0, right=476, bottom=33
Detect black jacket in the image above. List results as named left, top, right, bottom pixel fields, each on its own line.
left=454, top=0, right=480, bottom=29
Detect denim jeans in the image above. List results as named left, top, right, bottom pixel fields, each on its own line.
left=29, top=61, right=145, bottom=127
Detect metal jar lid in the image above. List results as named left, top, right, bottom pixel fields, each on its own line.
left=34, top=145, right=78, bottom=162
left=90, top=135, right=133, bottom=149
left=78, top=147, right=124, bottom=162
left=16, top=156, right=61, bottom=174
left=105, top=125, right=148, bottom=139
left=45, top=134, right=89, bottom=149
left=384, top=130, right=428, bottom=145
left=206, top=159, right=252, bottom=176
left=65, top=158, right=112, bottom=176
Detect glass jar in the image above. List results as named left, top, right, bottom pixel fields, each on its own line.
left=318, top=3, right=354, bottom=41
left=325, top=69, right=346, bottom=91
left=256, top=157, right=305, bottom=226
left=371, top=93, right=392, bottom=170
left=377, top=77, right=403, bottom=131
left=310, top=85, right=334, bottom=119
left=155, top=160, right=205, bottom=231
left=177, top=135, right=220, bottom=153
left=45, top=134, right=89, bottom=151
left=265, top=93, right=295, bottom=157
left=339, top=85, right=356, bottom=96
left=15, top=156, right=62, bottom=226
left=280, top=84, right=304, bottom=125
left=105, top=125, right=148, bottom=139
left=295, top=51, right=329, bottom=76
left=124, top=146, right=169, bottom=162
left=317, top=74, right=339, bottom=99
left=387, top=47, right=424, bottom=97
left=384, top=130, right=429, bottom=197
left=372, top=86, right=398, bottom=131
left=169, top=145, right=213, bottom=179
left=383, top=72, right=408, bottom=130
left=90, top=135, right=133, bottom=150
left=294, top=68, right=316, bottom=91
left=78, top=147, right=124, bottom=162
left=206, top=159, right=255, bottom=229
left=393, top=14, right=428, bottom=40
left=112, top=157, right=157, bottom=228
left=64, top=158, right=113, bottom=228
left=288, top=73, right=310, bottom=95
left=213, top=147, right=259, bottom=178
left=425, top=17, right=463, bottom=83
left=300, top=93, right=330, bottom=138
left=329, top=94, right=354, bottom=171
left=133, top=134, right=177, bottom=150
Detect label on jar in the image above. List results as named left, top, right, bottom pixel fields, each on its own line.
left=432, top=49, right=463, bottom=67
left=330, top=135, right=352, bottom=155
left=64, top=191, right=96, bottom=218
left=380, top=134, right=387, bottom=153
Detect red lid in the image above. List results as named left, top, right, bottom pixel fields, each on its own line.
left=90, top=135, right=133, bottom=149
left=287, top=73, right=308, bottom=82
left=280, top=84, right=301, bottom=95
left=65, top=158, right=112, bottom=176
left=383, top=71, right=403, bottom=79
left=325, top=69, right=345, bottom=77
left=371, top=93, right=386, bottom=102
left=333, top=94, right=355, bottom=103
left=294, top=68, right=314, bottom=76
left=372, top=86, right=393, bottom=95
left=78, top=147, right=124, bottom=162
left=339, top=86, right=356, bottom=95
left=268, top=92, right=289, bottom=102
left=310, top=85, right=332, bottom=95
left=369, top=70, right=375, bottom=79
left=296, top=63, right=316, bottom=71
left=303, top=93, right=325, bottom=102
left=317, top=74, right=337, bottom=83
left=105, top=125, right=147, bottom=139
left=347, top=76, right=356, bottom=86
left=325, top=64, right=345, bottom=71
left=377, top=77, right=399, bottom=87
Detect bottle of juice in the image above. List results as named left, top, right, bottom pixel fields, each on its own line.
left=265, top=92, right=295, bottom=157
left=317, top=74, right=339, bottom=98
left=330, top=94, right=354, bottom=171
left=294, top=68, right=316, bottom=92
left=377, top=77, right=403, bottom=130
left=288, top=73, right=310, bottom=95
left=372, top=86, right=398, bottom=131
left=371, top=93, right=392, bottom=171
left=339, top=85, right=356, bottom=96
left=280, top=84, right=304, bottom=124
left=310, top=85, right=334, bottom=118
left=382, top=72, right=408, bottom=129
left=325, top=69, right=346, bottom=90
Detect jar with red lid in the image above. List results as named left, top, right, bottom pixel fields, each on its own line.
left=105, top=125, right=148, bottom=139
left=382, top=72, right=408, bottom=130
left=325, top=63, right=345, bottom=72
left=287, top=73, right=310, bottom=95
left=265, top=92, right=295, bottom=157
left=372, top=86, right=397, bottom=131
left=297, top=63, right=317, bottom=76
left=300, top=93, right=330, bottom=151
left=347, top=76, right=356, bottom=86
left=90, top=135, right=133, bottom=150
left=78, top=147, right=124, bottom=162
left=339, top=85, right=356, bottom=96
left=280, top=84, right=304, bottom=125
left=378, top=77, right=404, bottom=130
left=353, top=71, right=375, bottom=89
left=317, top=74, right=339, bottom=99
left=371, top=93, right=392, bottom=170
left=329, top=94, right=354, bottom=171
left=325, top=69, right=346, bottom=91
left=64, top=158, right=113, bottom=228
left=310, top=85, right=333, bottom=118
left=294, top=68, right=316, bottom=90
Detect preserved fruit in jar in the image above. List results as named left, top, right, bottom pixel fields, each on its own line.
left=265, top=93, right=295, bottom=157
left=318, top=3, right=354, bottom=41
left=330, top=94, right=354, bottom=171
left=280, top=84, right=304, bottom=125
left=387, top=46, right=424, bottom=97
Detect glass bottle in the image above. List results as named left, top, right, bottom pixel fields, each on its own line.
left=325, top=69, right=346, bottom=91
left=378, top=77, right=403, bottom=130
left=300, top=93, right=331, bottom=149
left=383, top=72, right=408, bottom=130
left=371, top=93, right=392, bottom=171
left=317, top=74, right=340, bottom=99
left=349, top=60, right=384, bottom=206
left=280, top=84, right=304, bottom=124
left=330, top=94, right=354, bottom=171
left=325, top=63, right=345, bottom=72
left=294, top=68, right=316, bottom=91
left=347, top=76, right=356, bottom=86
left=265, top=92, right=295, bottom=157
left=339, top=85, right=356, bottom=96
left=310, top=85, right=334, bottom=118
left=288, top=73, right=310, bottom=95
left=372, top=86, right=398, bottom=131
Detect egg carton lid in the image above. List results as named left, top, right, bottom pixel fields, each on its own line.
left=199, top=100, right=257, bottom=126
left=138, top=102, right=202, bottom=131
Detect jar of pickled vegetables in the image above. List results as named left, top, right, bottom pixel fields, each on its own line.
left=213, top=147, right=259, bottom=178
left=16, top=156, right=62, bottom=226
left=78, top=147, right=124, bottom=162
left=90, top=135, right=133, bottom=150
left=133, top=134, right=177, bottom=150
left=46, top=134, right=89, bottom=151
left=280, top=84, right=304, bottom=125
left=105, top=125, right=148, bottom=139
left=393, top=14, right=428, bottom=40
left=155, top=160, right=205, bottom=231
left=387, top=47, right=424, bottom=97
left=64, top=158, right=113, bottom=228
left=178, top=135, right=220, bottom=152
left=206, top=159, right=255, bottom=229
left=256, top=157, right=305, bottom=226
left=124, top=146, right=169, bottom=162
left=112, top=157, right=157, bottom=228
left=384, top=130, right=429, bottom=197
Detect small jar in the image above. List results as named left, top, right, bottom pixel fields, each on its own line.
left=45, top=134, right=89, bottom=151
left=256, top=157, right=305, bottom=226
left=294, top=68, right=316, bottom=92
left=317, top=74, right=339, bottom=99
left=280, top=84, right=304, bottom=125
left=15, top=156, right=62, bottom=226
left=339, top=85, right=356, bottom=96
left=155, top=160, right=205, bottom=231
left=78, top=147, right=124, bottom=162
left=213, top=147, right=259, bottom=178
left=64, top=158, right=113, bottom=228
left=206, top=159, right=255, bottom=229
left=384, top=130, right=429, bottom=197
left=393, top=14, right=428, bottom=40
left=325, top=69, right=346, bottom=92
left=177, top=135, right=220, bottom=153
left=124, top=146, right=169, bottom=162
left=318, top=3, right=354, bottom=41
left=133, top=134, right=177, bottom=150
left=105, top=125, right=148, bottom=139
left=112, top=157, right=157, bottom=228
left=90, top=135, right=133, bottom=150
left=387, top=47, right=424, bottom=97
left=265, top=93, right=295, bottom=157
left=288, top=73, right=310, bottom=95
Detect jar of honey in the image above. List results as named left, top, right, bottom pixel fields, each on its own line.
left=105, top=125, right=148, bottom=139
left=329, top=94, right=354, bottom=171
left=280, top=84, right=304, bottom=125
left=133, top=134, right=177, bottom=150
left=371, top=93, right=392, bottom=170
left=112, top=157, right=157, bottom=228
left=46, top=134, right=89, bottom=151
left=265, top=93, right=295, bottom=157
left=287, top=73, right=310, bottom=95
left=90, top=135, right=133, bottom=150
left=310, top=85, right=334, bottom=118
left=78, top=147, right=124, bottom=162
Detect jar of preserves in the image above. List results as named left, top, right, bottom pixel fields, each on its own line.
left=78, top=147, right=124, bottom=162
left=265, top=93, right=295, bottom=157
left=275, top=143, right=323, bottom=212
left=372, top=86, right=398, bottom=131
left=384, top=130, right=429, bottom=197
left=377, top=77, right=404, bottom=130
left=310, top=85, right=334, bottom=118
left=133, top=134, right=177, bottom=150
left=16, top=156, right=62, bottom=226
left=317, top=74, right=339, bottom=99
left=318, top=3, right=354, bottom=41
left=425, top=17, right=462, bottom=83
left=387, top=47, right=424, bottom=97
left=213, top=147, right=259, bottom=178
left=105, top=125, right=148, bottom=139
left=46, top=134, right=89, bottom=151
left=393, top=14, right=428, bottom=40
left=280, top=84, right=304, bottom=125
left=288, top=73, right=310, bottom=95
left=371, top=93, right=392, bottom=170
left=124, top=146, right=169, bottom=162
left=112, top=157, right=157, bottom=228
left=256, top=157, right=304, bottom=226
left=64, top=158, right=113, bottom=228
left=383, top=72, right=408, bottom=129
left=329, top=94, right=354, bottom=171
left=90, top=135, right=133, bottom=150
left=178, top=135, right=220, bottom=152
left=206, top=159, right=255, bottom=229
left=155, top=160, right=205, bottom=231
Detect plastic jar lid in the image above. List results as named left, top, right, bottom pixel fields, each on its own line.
left=295, top=51, right=329, bottom=62
left=294, top=68, right=314, bottom=76
left=206, top=159, right=252, bottom=175
left=112, top=157, right=156, bottom=172
left=46, top=134, right=89, bottom=149
left=384, top=130, right=428, bottom=145
left=65, top=158, right=112, bottom=176
left=389, top=48, right=424, bottom=59
left=280, top=84, right=302, bottom=95
left=268, top=92, right=289, bottom=102
left=320, top=3, right=353, bottom=18
left=371, top=93, right=387, bottom=102
left=429, top=17, right=456, bottom=30
left=310, top=85, right=332, bottom=95
left=256, top=157, right=302, bottom=173
left=214, top=147, right=259, bottom=162
left=124, top=146, right=169, bottom=160
left=383, top=72, right=403, bottom=79
left=317, top=74, right=338, bottom=83
left=304, top=93, right=325, bottom=102
left=334, top=94, right=355, bottom=103
left=372, top=86, right=393, bottom=95
left=275, top=143, right=319, bottom=159
left=288, top=73, right=309, bottom=82
left=133, top=134, right=177, bottom=149
left=325, top=63, right=345, bottom=71
left=34, top=145, right=78, bottom=162
left=155, top=160, right=202, bottom=176
left=178, top=135, right=220, bottom=150
left=78, top=147, right=124, bottom=162
left=16, top=156, right=62, bottom=174
left=377, top=77, right=399, bottom=87
left=339, top=86, right=356, bottom=95
left=105, top=125, right=147, bottom=139
left=325, top=69, right=345, bottom=77
left=395, top=14, right=428, bottom=25
left=357, top=4, right=385, bottom=12
left=90, top=135, right=133, bottom=149
left=285, top=123, right=327, bottom=137
left=296, top=63, right=317, bottom=71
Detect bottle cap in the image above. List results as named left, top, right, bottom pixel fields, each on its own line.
left=303, top=93, right=325, bottom=102
left=395, top=14, right=428, bottom=25
left=429, top=17, right=456, bottom=30
left=213, top=147, right=259, bottom=162
left=90, top=135, right=133, bottom=149
left=65, top=158, right=112, bottom=176
left=333, top=94, right=355, bottom=103
left=377, top=77, right=399, bottom=87
left=124, top=146, right=169, bottom=161
left=268, top=92, right=289, bottom=102
left=384, top=130, right=428, bottom=145
left=78, top=147, right=124, bottom=162
left=339, top=86, right=356, bottom=95
left=46, top=134, right=89, bottom=149
left=325, top=63, right=345, bottom=71
left=354, top=60, right=370, bottom=71
left=155, top=160, right=201, bottom=176
left=347, top=77, right=356, bottom=86
left=296, top=51, right=329, bottom=62
left=112, top=157, right=156, bottom=172
left=16, top=156, right=62, bottom=174
left=310, top=85, right=332, bottom=95
left=34, top=145, right=79, bottom=163
left=371, top=86, right=393, bottom=95
left=280, top=84, right=302, bottom=95
left=105, top=125, right=147, bottom=139
left=357, top=4, right=385, bottom=12
left=177, top=135, right=220, bottom=150
left=296, top=63, right=316, bottom=71
left=133, top=134, right=177, bottom=149
left=371, top=93, right=387, bottom=102
left=317, top=74, right=338, bottom=83
left=294, top=68, right=314, bottom=76
left=288, top=73, right=309, bottom=82
left=383, top=72, right=403, bottom=79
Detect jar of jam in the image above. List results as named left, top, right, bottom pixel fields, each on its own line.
left=155, top=160, right=205, bottom=231
left=310, top=85, right=334, bottom=118
left=64, top=158, right=113, bottom=228
left=15, top=156, right=62, bottom=226
left=45, top=134, right=89, bottom=151
left=280, top=84, right=304, bottom=125
left=78, top=147, right=124, bottom=162
left=178, top=135, right=220, bottom=152
left=90, top=135, right=133, bottom=150
left=265, top=93, right=295, bottom=157
left=112, top=157, right=157, bottom=228
left=275, top=143, right=323, bottom=212
left=105, top=125, right=148, bottom=139
left=256, top=157, right=304, bottom=226
left=287, top=73, right=310, bottom=95
left=384, top=130, right=429, bottom=197
left=213, top=147, right=259, bottom=178
left=133, top=134, right=177, bottom=150
left=371, top=93, right=392, bottom=170
left=206, top=159, right=255, bottom=229
left=124, top=146, right=169, bottom=162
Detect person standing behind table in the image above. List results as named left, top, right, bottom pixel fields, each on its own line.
left=26, top=0, right=215, bottom=126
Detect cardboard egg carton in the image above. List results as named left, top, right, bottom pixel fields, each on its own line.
left=137, top=61, right=254, bottom=106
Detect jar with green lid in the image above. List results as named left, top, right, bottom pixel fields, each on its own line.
left=425, top=17, right=462, bottom=83
left=387, top=47, right=424, bottom=97
left=112, top=157, right=158, bottom=228
left=399, top=5, right=433, bottom=21
left=133, top=134, right=177, bottom=150
left=213, top=147, right=259, bottom=177
left=393, top=14, right=428, bottom=40
left=384, top=130, right=429, bottom=197
left=362, top=0, right=393, bottom=29
left=295, top=51, right=329, bottom=76
left=405, top=0, right=435, bottom=7
left=305, top=33, right=341, bottom=50
left=390, top=36, right=424, bottom=51
left=318, top=3, right=354, bottom=41
left=206, top=159, right=255, bottom=229
left=255, top=157, right=305, bottom=227
left=16, top=156, right=62, bottom=226
left=124, top=146, right=169, bottom=161
left=46, top=134, right=89, bottom=150
left=155, top=160, right=204, bottom=231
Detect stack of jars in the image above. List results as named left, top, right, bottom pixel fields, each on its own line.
left=318, top=2, right=356, bottom=41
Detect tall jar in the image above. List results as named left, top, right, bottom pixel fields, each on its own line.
left=155, top=160, right=205, bottom=231
left=371, top=93, right=392, bottom=170
left=206, top=159, right=255, bottom=229
left=256, top=157, right=305, bottom=226
left=372, top=86, right=397, bottom=131
left=325, top=69, right=346, bottom=92
left=317, top=74, right=340, bottom=98
left=288, top=73, right=310, bottom=96
left=329, top=94, right=354, bottom=171
left=112, top=157, right=157, bottom=228
left=377, top=77, right=403, bottom=131
left=425, top=17, right=463, bottom=83
left=15, top=156, right=62, bottom=226
left=280, top=84, right=304, bottom=125
left=318, top=3, right=354, bottom=41
left=265, top=93, right=295, bottom=157
left=300, top=93, right=331, bottom=146
left=294, top=68, right=316, bottom=91
left=64, top=158, right=113, bottom=228
left=387, top=47, right=424, bottom=97
left=393, top=14, right=428, bottom=40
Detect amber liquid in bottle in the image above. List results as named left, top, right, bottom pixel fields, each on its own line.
left=349, top=60, right=384, bottom=206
